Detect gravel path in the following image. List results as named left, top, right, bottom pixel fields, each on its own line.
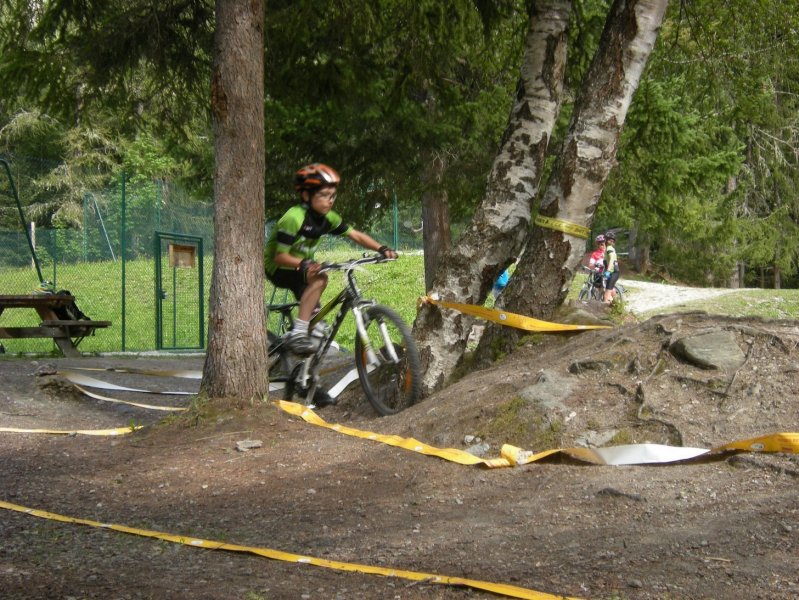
left=621, top=279, right=741, bottom=315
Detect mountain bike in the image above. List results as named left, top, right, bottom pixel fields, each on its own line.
left=266, top=254, right=422, bottom=416
left=578, top=266, right=605, bottom=302
left=577, top=266, right=625, bottom=304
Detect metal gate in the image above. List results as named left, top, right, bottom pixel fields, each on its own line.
left=154, top=232, right=205, bottom=350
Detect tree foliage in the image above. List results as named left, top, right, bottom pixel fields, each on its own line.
left=3, top=0, right=799, bottom=288
left=262, top=0, right=526, bottom=227
left=597, top=0, right=799, bottom=286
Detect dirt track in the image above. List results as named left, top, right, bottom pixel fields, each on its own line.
left=621, top=280, right=740, bottom=315
left=1, top=309, right=798, bottom=599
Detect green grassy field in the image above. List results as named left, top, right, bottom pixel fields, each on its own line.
left=0, top=250, right=426, bottom=355
left=1, top=252, right=795, bottom=356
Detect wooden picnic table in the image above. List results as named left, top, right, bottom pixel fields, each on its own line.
left=0, top=294, right=111, bottom=357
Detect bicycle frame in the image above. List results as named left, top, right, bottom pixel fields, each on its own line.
left=579, top=266, right=604, bottom=301
left=267, top=255, right=391, bottom=402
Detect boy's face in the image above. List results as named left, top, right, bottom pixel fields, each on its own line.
left=309, top=186, right=337, bottom=214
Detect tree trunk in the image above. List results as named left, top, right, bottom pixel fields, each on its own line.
left=200, top=0, right=269, bottom=405
left=412, top=1, right=570, bottom=394
left=627, top=224, right=640, bottom=271
left=421, top=153, right=451, bottom=291
left=628, top=222, right=650, bottom=274
left=477, top=0, right=668, bottom=362
left=774, top=263, right=781, bottom=289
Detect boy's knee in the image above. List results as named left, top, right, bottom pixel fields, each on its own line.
left=308, top=272, right=328, bottom=288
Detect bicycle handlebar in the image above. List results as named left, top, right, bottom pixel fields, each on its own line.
left=318, top=254, right=395, bottom=273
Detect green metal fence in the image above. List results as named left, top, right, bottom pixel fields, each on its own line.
left=0, top=156, right=425, bottom=355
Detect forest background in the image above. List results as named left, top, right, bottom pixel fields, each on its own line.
left=1, top=0, right=798, bottom=291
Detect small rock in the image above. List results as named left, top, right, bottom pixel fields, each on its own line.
left=235, top=439, right=263, bottom=452
left=34, top=363, right=57, bottom=377
left=465, top=443, right=491, bottom=457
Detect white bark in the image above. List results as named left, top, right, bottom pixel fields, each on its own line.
left=413, top=1, right=571, bottom=394
left=477, top=0, right=669, bottom=361
left=537, top=0, right=670, bottom=275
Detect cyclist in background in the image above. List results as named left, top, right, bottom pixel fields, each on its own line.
left=588, top=234, right=606, bottom=288
left=603, top=231, right=620, bottom=304
left=265, top=163, right=397, bottom=355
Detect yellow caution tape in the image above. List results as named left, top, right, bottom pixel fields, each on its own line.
left=278, top=402, right=799, bottom=467
left=420, top=296, right=610, bottom=332
left=0, top=426, right=141, bottom=436
left=533, top=214, right=591, bottom=239
left=0, top=499, right=578, bottom=600
left=279, top=400, right=492, bottom=466
left=712, top=431, right=799, bottom=454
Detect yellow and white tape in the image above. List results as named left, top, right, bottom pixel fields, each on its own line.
left=58, top=370, right=195, bottom=395
left=420, top=296, right=610, bottom=332
left=0, top=499, right=577, bottom=600
left=278, top=401, right=799, bottom=468
left=0, top=425, right=141, bottom=436
left=533, top=214, right=591, bottom=239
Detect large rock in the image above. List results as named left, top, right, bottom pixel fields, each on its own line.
left=518, top=369, right=574, bottom=411
left=669, top=329, right=746, bottom=370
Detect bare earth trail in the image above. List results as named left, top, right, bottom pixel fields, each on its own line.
left=620, top=280, right=741, bottom=316
left=0, top=284, right=798, bottom=599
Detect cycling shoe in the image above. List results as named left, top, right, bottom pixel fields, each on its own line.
left=311, top=389, right=337, bottom=408
left=283, top=333, right=316, bottom=355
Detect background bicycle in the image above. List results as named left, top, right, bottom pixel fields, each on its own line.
left=266, top=255, right=422, bottom=416
left=577, top=265, right=625, bottom=304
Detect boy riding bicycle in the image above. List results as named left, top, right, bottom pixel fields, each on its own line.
left=264, top=163, right=397, bottom=356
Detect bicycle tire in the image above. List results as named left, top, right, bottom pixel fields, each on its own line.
left=354, top=304, right=422, bottom=416
left=578, top=285, right=590, bottom=303
left=614, top=283, right=625, bottom=304
left=267, top=330, right=294, bottom=399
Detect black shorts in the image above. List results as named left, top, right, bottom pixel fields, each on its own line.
left=267, top=268, right=306, bottom=301
left=606, top=271, right=620, bottom=291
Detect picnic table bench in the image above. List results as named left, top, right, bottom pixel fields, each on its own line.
left=0, top=294, right=111, bottom=357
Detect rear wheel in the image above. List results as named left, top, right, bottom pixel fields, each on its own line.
left=613, top=283, right=625, bottom=304
left=354, top=305, right=422, bottom=416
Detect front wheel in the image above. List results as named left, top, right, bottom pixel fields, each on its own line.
left=354, top=305, right=422, bottom=416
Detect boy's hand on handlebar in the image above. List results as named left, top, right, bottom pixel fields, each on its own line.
left=377, top=245, right=398, bottom=260
left=299, top=258, right=322, bottom=277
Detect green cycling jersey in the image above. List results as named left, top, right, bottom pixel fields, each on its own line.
left=264, top=204, right=352, bottom=275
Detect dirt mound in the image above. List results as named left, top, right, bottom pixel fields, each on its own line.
left=1, top=313, right=798, bottom=599
left=362, top=312, right=799, bottom=454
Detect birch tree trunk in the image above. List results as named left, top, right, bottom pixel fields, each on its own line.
left=200, top=0, right=269, bottom=405
left=477, top=0, right=668, bottom=362
left=413, top=1, right=571, bottom=394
